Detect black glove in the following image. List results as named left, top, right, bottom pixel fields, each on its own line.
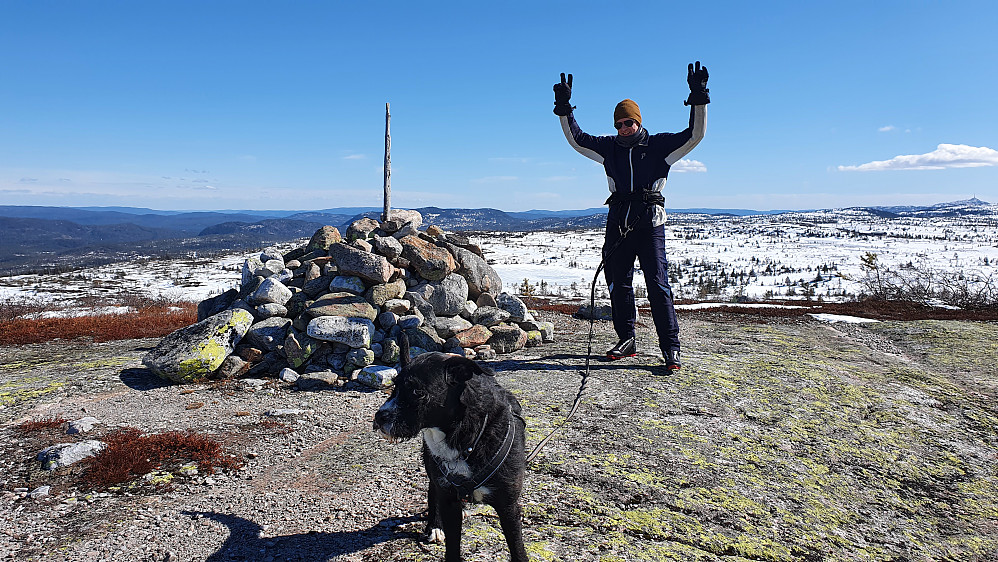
left=684, top=61, right=710, bottom=106
left=553, top=72, right=575, bottom=116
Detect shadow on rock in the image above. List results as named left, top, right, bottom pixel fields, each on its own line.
left=119, top=367, right=174, bottom=391
left=491, top=352, right=652, bottom=375
left=187, top=511, right=422, bottom=561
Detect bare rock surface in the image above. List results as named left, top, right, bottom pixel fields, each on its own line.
left=1, top=312, right=997, bottom=561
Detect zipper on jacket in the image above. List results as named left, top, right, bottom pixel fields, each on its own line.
left=623, top=147, right=635, bottom=227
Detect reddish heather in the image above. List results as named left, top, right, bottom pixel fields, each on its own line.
left=82, top=427, right=242, bottom=488
left=0, top=303, right=197, bottom=345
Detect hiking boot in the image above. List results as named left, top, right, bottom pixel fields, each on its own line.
left=664, top=349, right=682, bottom=371
left=606, top=337, right=636, bottom=360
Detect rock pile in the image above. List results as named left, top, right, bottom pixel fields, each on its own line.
left=143, top=210, right=554, bottom=388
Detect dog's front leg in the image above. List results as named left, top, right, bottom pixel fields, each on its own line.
left=439, top=496, right=464, bottom=562
left=494, top=499, right=529, bottom=562
left=425, top=478, right=446, bottom=543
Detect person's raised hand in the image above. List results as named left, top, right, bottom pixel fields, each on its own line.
left=684, top=62, right=710, bottom=106
left=553, top=72, right=575, bottom=116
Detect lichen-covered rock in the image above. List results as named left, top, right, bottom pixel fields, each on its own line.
left=381, top=338, right=400, bottom=364
left=255, top=303, right=288, bottom=320
left=284, top=330, right=320, bottom=369
left=347, top=347, right=375, bottom=368
left=329, top=275, right=367, bottom=295
left=357, top=365, right=398, bottom=389
left=487, top=324, right=527, bottom=354
left=346, top=217, right=381, bottom=241
left=366, top=279, right=407, bottom=308
left=525, top=330, right=543, bottom=347
left=143, top=309, right=254, bottom=383
left=305, top=225, right=342, bottom=252
left=399, top=235, right=455, bottom=281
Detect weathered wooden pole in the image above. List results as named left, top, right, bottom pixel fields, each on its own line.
left=382, top=102, right=391, bottom=222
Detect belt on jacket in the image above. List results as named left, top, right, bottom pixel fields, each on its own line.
left=604, top=190, right=665, bottom=207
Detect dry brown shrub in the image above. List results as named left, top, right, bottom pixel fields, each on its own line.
left=81, top=427, right=242, bottom=488
left=16, top=416, right=68, bottom=434
left=0, top=302, right=196, bottom=345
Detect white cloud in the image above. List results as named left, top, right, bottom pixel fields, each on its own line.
left=671, top=158, right=707, bottom=173
left=837, top=144, right=998, bottom=171
left=878, top=125, right=896, bottom=132
left=342, top=154, right=366, bottom=160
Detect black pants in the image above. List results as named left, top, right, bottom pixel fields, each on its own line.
left=602, top=221, right=680, bottom=354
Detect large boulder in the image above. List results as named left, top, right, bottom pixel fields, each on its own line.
left=446, top=242, right=503, bottom=298
left=434, top=315, right=474, bottom=338
left=453, top=324, right=493, bottom=348
left=142, top=309, right=254, bottom=383
left=487, top=324, right=528, bottom=354
left=380, top=209, right=422, bottom=234
left=305, top=226, right=342, bottom=253
left=328, top=243, right=393, bottom=284
left=399, top=235, right=455, bottom=281
left=371, top=236, right=403, bottom=260
left=197, top=289, right=239, bottom=322
left=243, top=317, right=292, bottom=352
left=249, top=277, right=293, bottom=306
left=307, top=316, right=375, bottom=348
left=303, top=292, right=378, bottom=322
left=346, top=217, right=381, bottom=241
left=411, top=274, right=469, bottom=317
left=366, top=279, right=407, bottom=308
left=496, top=292, right=530, bottom=322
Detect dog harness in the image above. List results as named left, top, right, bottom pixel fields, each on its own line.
left=433, top=407, right=519, bottom=501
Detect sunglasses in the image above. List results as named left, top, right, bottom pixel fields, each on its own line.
left=614, top=119, right=636, bottom=130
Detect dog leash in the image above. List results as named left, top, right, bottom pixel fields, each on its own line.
left=525, top=201, right=650, bottom=463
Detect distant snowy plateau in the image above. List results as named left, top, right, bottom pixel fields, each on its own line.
left=1, top=202, right=996, bottom=311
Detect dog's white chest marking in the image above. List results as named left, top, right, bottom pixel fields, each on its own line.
left=423, top=427, right=472, bottom=477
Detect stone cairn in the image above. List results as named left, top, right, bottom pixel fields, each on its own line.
left=142, top=210, right=555, bottom=389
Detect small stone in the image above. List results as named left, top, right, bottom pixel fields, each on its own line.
left=29, top=485, right=51, bottom=499
left=66, top=416, right=99, bottom=435
left=38, top=441, right=106, bottom=470
left=278, top=368, right=299, bottom=383
left=357, top=365, right=397, bottom=389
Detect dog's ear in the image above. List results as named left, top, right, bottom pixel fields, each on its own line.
left=398, top=331, right=411, bottom=368
left=444, top=355, right=487, bottom=384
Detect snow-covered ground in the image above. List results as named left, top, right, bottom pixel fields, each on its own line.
left=485, top=211, right=998, bottom=302
left=1, top=209, right=996, bottom=311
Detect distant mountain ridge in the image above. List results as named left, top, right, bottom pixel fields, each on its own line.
left=0, top=199, right=994, bottom=274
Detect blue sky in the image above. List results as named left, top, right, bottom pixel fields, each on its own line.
left=1, top=1, right=996, bottom=212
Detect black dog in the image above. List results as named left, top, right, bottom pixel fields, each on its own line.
left=373, top=335, right=528, bottom=562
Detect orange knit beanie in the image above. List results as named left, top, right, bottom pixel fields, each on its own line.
left=613, top=99, right=641, bottom=124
